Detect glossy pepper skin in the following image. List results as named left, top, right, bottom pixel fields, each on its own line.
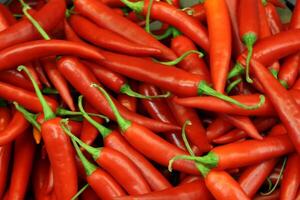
left=41, top=118, right=78, bottom=200
left=0, top=0, right=65, bottom=50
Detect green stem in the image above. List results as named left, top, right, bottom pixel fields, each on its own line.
left=279, top=79, right=289, bottom=89
left=120, top=0, right=144, bottom=13
left=195, top=163, right=211, bottom=177
left=91, top=84, right=132, bottom=133
left=181, top=7, right=194, bottom=16
left=78, top=95, right=111, bottom=138
left=13, top=102, right=41, bottom=132
left=226, top=78, right=242, bottom=94
left=72, top=139, right=97, bottom=176
left=261, top=0, right=267, bottom=6
left=17, top=65, right=55, bottom=121
left=153, top=26, right=173, bottom=40
left=168, top=155, right=199, bottom=172
left=227, top=63, right=245, bottom=80
left=19, top=0, right=51, bottom=40
left=194, top=152, right=219, bottom=168
left=158, top=50, right=203, bottom=66
left=260, top=157, right=287, bottom=196
left=269, top=68, right=279, bottom=79
left=172, top=27, right=181, bottom=38
left=198, top=81, right=266, bottom=110
left=60, top=119, right=101, bottom=160
left=181, top=120, right=194, bottom=156
left=71, top=184, right=89, bottom=200
left=243, top=33, right=257, bottom=83
left=145, top=0, right=154, bottom=33
left=56, top=108, right=110, bottom=123
left=42, top=87, right=59, bottom=95
left=120, top=83, right=171, bottom=99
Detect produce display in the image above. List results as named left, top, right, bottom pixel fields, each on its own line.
left=0, top=0, right=299, bottom=199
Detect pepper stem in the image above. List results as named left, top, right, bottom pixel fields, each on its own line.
left=227, top=63, right=245, bottom=80
left=172, top=27, right=181, bottom=38
left=243, top=33, right=257, bottom=83
left=158, top=50, right=203, bottom=66
left=145, top=0, right=154, bottom=33
left=91, top=84, right=132, bottom=133
left=19, top=0, right=51, bottom=40
left=153, top=26, right=173, bottom=40
left=78, top=95, right=112, bottom=138
left=56, top=107, right=110, bottom=122
left=71, top=184, right=89, bottom=200
left=120, top=83, right=171, bottom=99
left=120, top=0, right=144, bottom=13
left=181, top=120, right=194, bottom=156
left=13, top=102, right=41, bottom=132
left=226, top=78, right=242, bottom=94
left=17, top=65, right=55, bottom=121
left=198, top=81, right=266, bottom=110
left=60, top=119, right=101, bottom=160
left=279, top=79, right=289, bottom=89
left=72, top=139, right=97, bottom=176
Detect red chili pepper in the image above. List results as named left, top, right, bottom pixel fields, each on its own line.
left=183, top=3, right=206, bottom=22
left=206, top=117, right=233, bottom=142
left=0, top=70, right=34, bottom=91
left=250, top=59, right=300, bottom=154
left=70, top=15, right=161, bottom=57
left=0, top=0, right=65, bottom=50
left=122, top=0, right=209, bottom=52
left=138, top=83, right=186, bottom=149
left=265, top=2, right=283, bottom=35
left=81, top=187, right=99, bottom=200
left=6, top=130, right=36, bottom=200
left=290, top=0, right=300, bottom=29
left=0, top=4, right=16, bottom=26
left=0, top=107, right=11, bottom=199
left=278, top=53, right=300, bottom=88
left=64, top=19, right=83, bottom=43
left=77, top=95, right=172, bottom=191
left=254, top=189, right=280, bottom=200
left=117, top=94, right=137, bottom=112
left=170, top=30, right=210, bottom=82
left=74, top=0, right=176, bottom=60
left=57, top=56, right=179, bottom=132
left=238, top=0, right=260, bottom=83
left=280, top=153, right=300, bottom=200
left=204, top=0, right=231, bottom=93
left=173, top=89, right=300, bottom=116
left=0, top=39, right=104, bottom=71
left=33, top=60, right=51, bottom=88
left=41, top=57, right=75, bottom=111
left=115, top=180, right=214, bottom=200
left=258, top=0, right=272, bottom=39
left=72, top=140, right=126, bottom=199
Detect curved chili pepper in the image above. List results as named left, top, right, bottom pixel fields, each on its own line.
left=41, top=58, right=75, bottom=111
left=64, top=19, right=83, bottom=43
left=72, top=140, right=126, bottom=199
left=138, top=83, right=186, bottom=149
left=122, top=0, right=209, bottom=52
left=63, top=122, right=152, bottom=195
left=117, top=94, right=137, bottom=112
left=115, top=180, right=214, bottom=200
left=70, top=15, right=161, bottom=56
left=57, top=56, right=179, bottom=132
left=250, top=59, right=300, bottom=154
left=206, top=117, right=233, bottom=142
left=78, top=95, right=172, bottom=191
left=0, top=0, right=65, bottom=50
left=258, top=0, right=272, bottom=39
left=0, top=39, right=104, bottom=71
left=173, top=89, right=300, bottom=116
left=280, top=153, right=300, bottom=200
left=183, top=3, right=206, bottom=22
left=265, top=2, right=283, bottom=35
left=238, top=0, right=260, bottom=83
left=74, top=0, right=176, bottom=60
left=278, top=53, right=300, bottom=88
left=170, top=30, right=210, bottom=82
left=204, top=0, right=231, bottom=92
left=0, top=107, right=11, bottom=199
left=6, top=130, right=36, bottom=200
left=0, top=70, right=34, bottom=91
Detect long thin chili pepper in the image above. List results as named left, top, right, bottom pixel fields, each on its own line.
left=93, top=83, right=200, bottom=174
left=121, top=0, right=209, bottom=52
left=173, top=89, right=300, bottom=116
left=265, top=2, right=283, bottom=35
left=250, top=59, right=300, bottom=154
left=62, top=120, right=152, bottom=195
left=204, top=0, right=232, bottom=93
left=97, top=48, right=264, bottom=108
left=280, top=153, right=300, bottom=200
left=57, top=56, right=179, bottom=132
left=78, top=95, right=172, bottom=191
left=0, top=70, right=34, bottom=91
left=41, top=57, right=75, bottom=111
left=117, top=94, right=137, bottom=112
left=6, top=130, right=36, bottom=200
left=18, top=65, right=78, bottom=200
left=72, top=139, right=126, bottom=199
left=0, top=107, right=11, bottom=199
left=64, top=19, right=84, bottom=43
left=278, top=53, right=300, bottom=88
left=0, top=39, right=104, bottom=71
left=0, top=0, right=65, bottom=50
left=238, top=0, right=260, bottom=83
left=115, top=180, right=214, bottom=200
left=206, top=117, right=233, bottom=142
left=34, top=60, right=51, bottom=88
left=70, top=15, right=162, bottom=56
left=84, top=61, right=170, bottom=99
left=74, top=0, right=176, bottom=60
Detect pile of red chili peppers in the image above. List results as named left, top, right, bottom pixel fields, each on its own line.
left=0, top=0, right=300, bottom=199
